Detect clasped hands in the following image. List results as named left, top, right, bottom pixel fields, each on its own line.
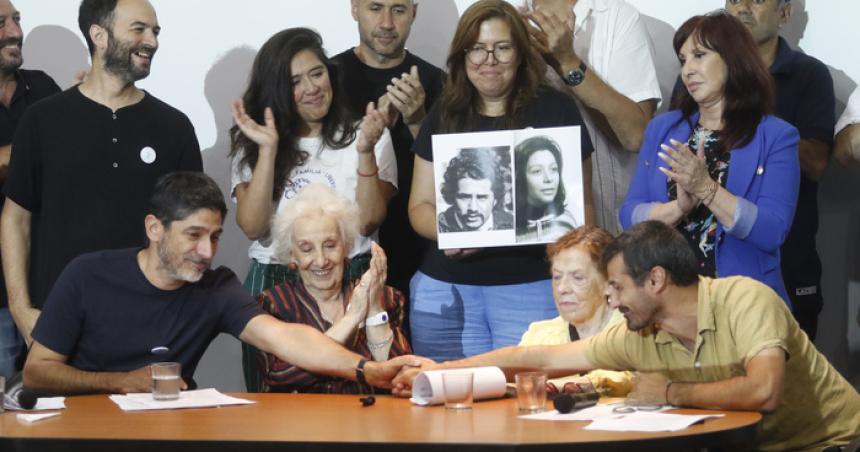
left=658, top=138, right=716, bottom=215
left=376, top=65, right=426, bottom=129
left=521, top=6, right=578, bottom=76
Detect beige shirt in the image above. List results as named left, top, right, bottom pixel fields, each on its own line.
left=586, top=276, right=860, bottom=452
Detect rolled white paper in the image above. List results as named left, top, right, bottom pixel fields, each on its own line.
left=410, top=366, right=507, bottom=406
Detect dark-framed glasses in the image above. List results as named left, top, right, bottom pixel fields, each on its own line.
left=464, top=43, right=516, bottom=65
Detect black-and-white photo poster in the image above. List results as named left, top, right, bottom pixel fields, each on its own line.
left=433, top=126, right=584, bottom=249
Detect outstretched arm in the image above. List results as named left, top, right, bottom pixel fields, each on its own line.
left=240, top=314, right=422, bottom=389
left=393, top=339, right=597, bottom=395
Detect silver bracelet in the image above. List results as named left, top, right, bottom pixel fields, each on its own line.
left=367, top=333, right=394, bottom=351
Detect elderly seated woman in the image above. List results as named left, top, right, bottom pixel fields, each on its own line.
left=254, top=184, right=411, bottom=393
left=519, top=226, right=631, bottom=396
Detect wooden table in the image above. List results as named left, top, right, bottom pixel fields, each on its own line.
left=0, top=393, right=761, bottom=452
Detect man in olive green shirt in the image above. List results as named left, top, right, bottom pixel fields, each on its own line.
left=396, top=221, right=860, bottom=451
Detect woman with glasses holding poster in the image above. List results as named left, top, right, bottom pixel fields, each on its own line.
left=621, top=12, right=799, bottom=304
left=407, top=0, right=595, bottom=362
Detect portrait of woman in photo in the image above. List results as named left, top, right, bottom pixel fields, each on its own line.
left=515, top=135, right=578, bottom=243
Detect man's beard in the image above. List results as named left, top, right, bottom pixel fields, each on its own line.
left=157, top=238, right=208, bottom=284
left=361, top=30, right=404, bottom=60
left=0, top=37, right=23, bottom=73
left=103, top=31, right=154, bottom=83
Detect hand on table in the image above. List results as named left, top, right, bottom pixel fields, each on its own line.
left=626, top=371, right=670, bottom=406
left=364, top=355, right=434, bottom=390
left=390, top=358, right=438, bottom=397
left=116, top=366, right=188, bottom=395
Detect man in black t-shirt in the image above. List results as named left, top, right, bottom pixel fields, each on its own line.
left=725, top=0, right=835, bottom=340
left=24, top=172, right=420, bottom=395
left=1, top=0, right=203, bottom=349
left=332, top=0, right=444, bottom=313
left=0, top=0, right=61, bottom=381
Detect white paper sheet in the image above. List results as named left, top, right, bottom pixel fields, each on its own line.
left=584, top=411, right=725, bottom=432
left=519, top=403, right=671, bottom=421
left=108, top=388, right=255, bottom=411
left=3, top=394, right=66, bottom=411
left=16, top=412, right=62, bottom=423
left=410, top=367, right=507, bottom=406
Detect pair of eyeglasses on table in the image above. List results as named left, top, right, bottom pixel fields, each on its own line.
left=610, top=402, right=665, bottom=414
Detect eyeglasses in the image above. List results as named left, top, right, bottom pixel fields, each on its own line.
left=611, top=403, right=664, bottom=414
left=464, top=44, right=516, bottom=65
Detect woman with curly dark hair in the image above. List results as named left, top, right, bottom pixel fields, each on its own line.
left=229, top=27, right=397, bottom=390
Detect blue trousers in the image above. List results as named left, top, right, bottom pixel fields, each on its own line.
left=409, top=271, right=557, bottom=362
left=0, top=308, right=23, bottom=379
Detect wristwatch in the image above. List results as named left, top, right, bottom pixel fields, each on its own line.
left=355, top=358, right=368, bottom=386
left=365, top=311, right=389, bottom=327
left=564, top=61, right=588, bottom=87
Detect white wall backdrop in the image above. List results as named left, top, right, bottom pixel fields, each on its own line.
left=17, top=0, right=860, bottom=391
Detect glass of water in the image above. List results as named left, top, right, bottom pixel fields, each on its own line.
left=151, top=362, right=182, bottom=401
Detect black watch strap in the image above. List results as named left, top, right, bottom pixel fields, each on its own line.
left=356, top=358, right=368, bottom=386
left=564, top=60, right=587, bottom=87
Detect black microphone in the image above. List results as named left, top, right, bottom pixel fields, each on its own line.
left=18, top=389, right=40, bottom=410
left=553, top=391, right=599, bottom=414
left=359, top=395, right=375, bottom=407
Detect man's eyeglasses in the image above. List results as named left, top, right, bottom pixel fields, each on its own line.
left=464, top=44, right=516, bottom=65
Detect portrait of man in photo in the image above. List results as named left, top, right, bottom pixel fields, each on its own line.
left=437, top=147, right=512, bottom=233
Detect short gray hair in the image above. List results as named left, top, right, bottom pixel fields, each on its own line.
left=273, top=184, right=360, bottom=263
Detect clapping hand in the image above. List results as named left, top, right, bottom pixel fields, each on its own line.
left=364, top=242, right=388, bottom=315
left=348, top=243, right=390, bottom=322
left=385, top=65, right=427, bottom=126
left=658, top=138, right=712, bottom=200
left=522, top=5, right=577, bottom=75
left=231, top=100, right=279, bottom=153
left=356, top=101, right=387, bottom=155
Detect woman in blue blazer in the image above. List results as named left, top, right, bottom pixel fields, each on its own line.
left=620, top=12, right=799, bottom=305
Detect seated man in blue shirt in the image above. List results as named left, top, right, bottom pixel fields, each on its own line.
left=23, top=172, right=418, bottom=394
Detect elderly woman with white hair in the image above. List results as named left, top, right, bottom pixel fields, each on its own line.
left=254, top=184, right=411, bottom=393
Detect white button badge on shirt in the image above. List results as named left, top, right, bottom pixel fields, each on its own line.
left=140, top=146, right=157, bottom=164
